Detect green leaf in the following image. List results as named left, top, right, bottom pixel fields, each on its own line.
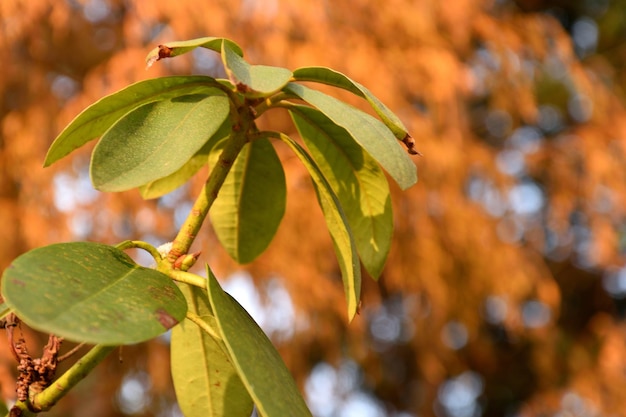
left=172, top=284, right=253, bottom=417
left=284, top=82, right=417, bottom=190
left=221, top=43, right=292, bottom=98
left=276, top=133, right=361, bottom=320
left=138, top=148, right=207, bottom=199
left=210, top=138, right=286, bottom=264
left=1, top=242, right=186, bottom=345
left=139, top=118, right=232, bottom=199
left=290, top=106, right=393, bottom=279
left=0, top=301, right=11, bottom=321
left=146, top=37, right=243, bottom=67
left=91, top=92, right=230, bottom=192
left=206, top=267, right=312, bottom=417
left=45, top=76, right=222, bottom=166
left=293, top=66, right=411, bottom=141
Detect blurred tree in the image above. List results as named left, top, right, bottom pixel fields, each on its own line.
left=1, top=0, right=625, bottom=416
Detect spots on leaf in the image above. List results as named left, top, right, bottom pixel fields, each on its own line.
left=155, top=308, right=178, bottom=330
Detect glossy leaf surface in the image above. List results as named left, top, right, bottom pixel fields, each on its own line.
left=1, top=242, right=186, bottom=344
left=221, top=43, right=292, bottom=97
left=172, top=284, right=253, bottom=417
left=206, top=267, right=312, bottom=417
left=277, top=133, right=361, bottom=320
left=138, top=149, right=207, bottom=200
left=290, top=106, right=393, bottom=279
left=293, top=66, right=410, bottom=141
left=210, top=138, right=286, bottom=264
left=139, top=119, right=232, bottom=199
left=91, top=92, right=229, bottom=192
left=284, top=83, right=417, bottom=190
left=45, top=76, right=221, bottom=166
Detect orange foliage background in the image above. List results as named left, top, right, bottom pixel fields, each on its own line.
left=1, top=0, right=626, bottom=416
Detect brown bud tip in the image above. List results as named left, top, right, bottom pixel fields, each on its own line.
left=157, top=45, right=174, bottom=60
left=235, top=81, right=252, bottom=93
left=173, top=254, right=186, bottom=269
left=402, top=134, right=423, bottom=156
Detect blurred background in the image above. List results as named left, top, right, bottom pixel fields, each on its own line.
left=1, top=0, right=626, bottom=416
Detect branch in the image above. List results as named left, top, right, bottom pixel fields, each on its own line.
left=166, top=105, right=253, bottom=264
left=253, top=92, right=296, bottom=116
left=28, top=344, right=116, bottom=413
left=7, top=401, right=36, bottom=417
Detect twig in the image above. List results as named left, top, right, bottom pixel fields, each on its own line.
left=165, top=104, right=253, bottom=264
left=57, top=343, right=85, bottom=363
left=28, top=344, right=116, bottom=412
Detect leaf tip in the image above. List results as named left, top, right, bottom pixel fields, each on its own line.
left=145, top=55, right=158, bottom=70
left=146, top=45, right=174, bottom=69
left=157, top=45, right=175, bottom=59
left=402, top=134, right=422, bottom=156
left=43, top=149, right=60, bottom=167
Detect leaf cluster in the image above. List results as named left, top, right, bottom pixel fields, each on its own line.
left=0, top=37, right=417, bottom=416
